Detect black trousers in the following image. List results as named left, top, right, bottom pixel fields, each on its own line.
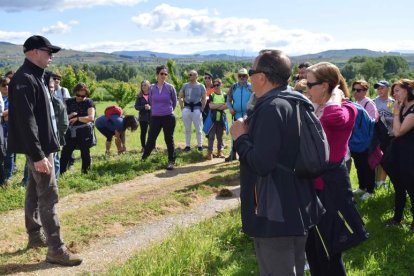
left=60, top=137, right=91, bottom=174
left=351, top=150, right=375, bottom=193
left=306, top=227, right=346, bottom=276
left=139, top=121, right=149, bottom=149
left=143, top=115, right=176, bottom=162
left=392, top=176, right=414, bottom=222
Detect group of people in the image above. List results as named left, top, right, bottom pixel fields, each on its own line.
left=3, top=34, right=414, bottom=275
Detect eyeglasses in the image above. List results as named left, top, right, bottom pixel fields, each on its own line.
left=248, top=69, right=265, bottom=77
left=76, top=93, right=87, bottom=98
left=213, top=84, right=221, bottom=87
left=38, top=48, right=53, bottom=56
left=159, top=72, right=168, bottom=76
left=306, top=80, right=323, bottom=89
left=238, top=74, right=248, bottom=79
left=204, top=76, right=211, bottom=80
left=352, top=88, right=365, bottom=93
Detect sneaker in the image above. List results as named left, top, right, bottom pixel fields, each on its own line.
left=46, top=248, right=82, bottom=266
left=166, top=162, right=175, bottom=170
left=360, top=192, right=373, bottom=201
left=184, top=146, right=191, bottom=152
left=353, top=188, right=366, bottom=195
left=385, top=219, right=403, bottom=227
left=197, top=146, right=203, bottom=152
left=27, top=230, right=47, bottom=249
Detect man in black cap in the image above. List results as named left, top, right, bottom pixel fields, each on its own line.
left=8, top=35, right=82, bottom=266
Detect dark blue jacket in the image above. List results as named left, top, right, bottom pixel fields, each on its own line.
left=134, top=93, right=151, bottom=122
left=235, top=86, right=324, bottom=237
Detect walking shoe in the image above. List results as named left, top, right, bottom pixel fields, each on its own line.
left=216, top=151, right=225, bottom=158
left=197, top=146, right=203, bottom=152
left=27, top=230, right=47, bottom=249
left=385, top=219, right=403, bottom=227
left=353, top=188, right=366, bottom=195
left=207, top=151, right=213, bottom=160
left=184, top=146, right=191, bottom=152
left=166, top=162, right=175, bottom=170
left=46, top=248, right=82, bottom=266
left=360, top=192, right=373, bottom=201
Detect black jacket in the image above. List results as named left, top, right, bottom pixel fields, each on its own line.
left=134, top=93, right=151, bottom=122
left=235, top=86, right=324, bottom=238
left=8, top=59, right=59, bottom=161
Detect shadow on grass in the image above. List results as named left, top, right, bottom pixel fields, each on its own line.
left=174, top=172, right=239, bottom=194
left=0, top=261, right=61, bottom=275
left=343, top=187, right=414, bottom=275
left=0, top=248, right=29, bottom=259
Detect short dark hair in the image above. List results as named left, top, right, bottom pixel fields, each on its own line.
left=123, top=115, right=139, bottom=132
left=73, top=82, right=90, bottom=96
left=298, top=62, right=311, bottom=69
left=256, top=49, right=292, bottom=86
left=204, top=72, right=213, bottom=78
left=156, top=65, right=168, bottom=75
left=1, top=76, right=10, bottom=87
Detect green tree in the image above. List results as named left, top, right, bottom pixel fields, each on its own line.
left=167, top=59, right=183, bottom=91
left=101, top=80, right=136, bottom=109
left=341, top=64, right=357, bottom=81
left=359, top=59, right=384, bottom=80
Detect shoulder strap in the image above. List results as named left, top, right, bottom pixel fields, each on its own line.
left=363, top=101, right=369, bottom=109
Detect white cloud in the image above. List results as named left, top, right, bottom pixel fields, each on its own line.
left=130, top=4, right=333, bottom=55
left=0, top=31, right=32, bottom=43
left=41, top=21, right=78, bottom=34
left=0, top=0, right=146, bottom=11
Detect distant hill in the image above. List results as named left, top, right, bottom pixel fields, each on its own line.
left=2, top=42, right=414, bottom=68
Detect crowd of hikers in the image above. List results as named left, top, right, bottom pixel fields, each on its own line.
left=2, top=35, right=414, bottom=274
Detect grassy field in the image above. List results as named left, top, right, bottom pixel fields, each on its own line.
left=109, top=173, right=414, bottom=276
left=0, top=100, right=233, bottom=213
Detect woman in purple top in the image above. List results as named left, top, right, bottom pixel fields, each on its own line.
left=142, top=65, right=177, bottom=170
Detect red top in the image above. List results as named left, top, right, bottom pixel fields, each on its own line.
left=315, top=101, right=357, bottom=190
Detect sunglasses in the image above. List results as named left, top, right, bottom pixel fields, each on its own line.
left=38, top=48, right=53, bottom=56
left=204, top=76, right=211, bottom=80
left=306, top=80, right=323, bottom=89
left=213, top=84, right=221, bottom=87
left=352, top=88, right=365, bottom=93
left=76, top=93, right=87, bottom=98
left=238, top=74, right=248, bottom=79
left=248, top=69, right=267, bottom=77
left=159, top=72, right=168, bottom=76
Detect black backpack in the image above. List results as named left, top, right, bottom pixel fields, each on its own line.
left=274, top=92, right=330, bottom=178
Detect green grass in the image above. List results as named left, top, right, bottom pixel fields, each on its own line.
left=0, top=101, right=233, bottom=213
left=109, top=171, right=414, bottom=276
left=108, top=209, right=259, bottom=276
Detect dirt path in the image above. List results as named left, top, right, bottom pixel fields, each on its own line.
left=1, top=159, right=241, bottom=275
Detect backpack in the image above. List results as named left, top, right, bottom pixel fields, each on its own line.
left=348, top=101, right=376, bottom=153
left=275, top=92, right=330, bottom=178
left=104, top=105, right=123, bottom=119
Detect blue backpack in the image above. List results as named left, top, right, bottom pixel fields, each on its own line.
left=349, top=102, right=376, bottom=153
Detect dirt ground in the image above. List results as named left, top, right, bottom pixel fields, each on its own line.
left=0, top=159, right=241, bottom=275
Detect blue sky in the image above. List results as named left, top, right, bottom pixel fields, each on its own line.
left=1, top=0, right=413, bottom=56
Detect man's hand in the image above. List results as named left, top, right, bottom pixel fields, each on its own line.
left=230, top=118, right=248, bottom=140
left=34, top=157, right=53, bottom=175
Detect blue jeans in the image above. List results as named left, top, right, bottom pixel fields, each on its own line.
left=4, top=150, right=15, bottom=180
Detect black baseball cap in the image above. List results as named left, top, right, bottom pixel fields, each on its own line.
left=23, top=35, right=61, bottom=53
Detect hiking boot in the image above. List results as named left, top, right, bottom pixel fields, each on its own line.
left=27, top=230, right=47, bottom=249
left=197, top=146, right=203, bottom=152
left=207, top=151, right=213, bottom=160
left=166, top=161, right=175, bottom=170
left=46, top=248, right=82, bottom=266
left=184, top=146, right=191, bottom=152
left=216, top=151, right=225, bottom=158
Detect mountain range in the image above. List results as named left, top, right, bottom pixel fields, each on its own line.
left=1, top=41, right=414, bottom=67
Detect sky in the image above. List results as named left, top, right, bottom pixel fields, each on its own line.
left=1, top=0, right=414, bottom=57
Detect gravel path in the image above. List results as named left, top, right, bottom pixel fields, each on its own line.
left=1, top=159, right=241, bottom=275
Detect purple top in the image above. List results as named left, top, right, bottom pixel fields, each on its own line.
left=149, top=82, right=177, bottom=116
